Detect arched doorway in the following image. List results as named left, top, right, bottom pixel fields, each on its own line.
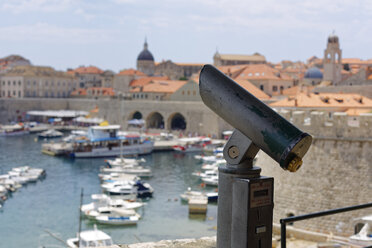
left=146, top=112, right=164, bottom=129
left=169, top=113, right=186, bottom=130
left=131, top=111, right=143, bottom=120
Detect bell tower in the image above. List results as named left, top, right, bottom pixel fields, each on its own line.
left=323, top=34, right=342, bottom=85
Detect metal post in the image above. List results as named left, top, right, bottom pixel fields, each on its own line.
left=280, top=221, right=286, bottom=248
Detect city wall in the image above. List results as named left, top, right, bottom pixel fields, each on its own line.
left=0, top=98, right=371, bottom=236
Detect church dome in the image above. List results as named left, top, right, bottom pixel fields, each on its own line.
left=137, top=40, right=154, bottom=61
left=304, top=67, right=323, bottom=79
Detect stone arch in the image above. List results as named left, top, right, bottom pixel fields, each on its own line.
left=168, top=112, right=187, bottom=130
left=146, top=112, right=164, bottom=129
left=129, top=111, right=143, bottom=120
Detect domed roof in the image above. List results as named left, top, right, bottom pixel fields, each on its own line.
left=304, top=67, right=323, bottom=79
left=137, top=40, right=154, bottom=61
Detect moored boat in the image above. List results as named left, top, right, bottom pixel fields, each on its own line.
left=66, top=225, right=119, bottom=248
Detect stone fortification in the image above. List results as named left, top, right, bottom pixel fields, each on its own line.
left=258, top=109, right=371, bottom=236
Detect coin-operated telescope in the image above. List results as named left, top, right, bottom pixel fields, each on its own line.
left=199, top=65, right=312, bottom=248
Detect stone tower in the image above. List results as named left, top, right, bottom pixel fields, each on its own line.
left=323, top=34, right=342, bottom=85
left=136, top=39, right=155, bottom=76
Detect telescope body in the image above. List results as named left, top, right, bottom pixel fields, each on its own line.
left=199, top=65, right=312, bottom=171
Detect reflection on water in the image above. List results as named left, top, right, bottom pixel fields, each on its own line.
left=0, top=135, right=217, bottom=247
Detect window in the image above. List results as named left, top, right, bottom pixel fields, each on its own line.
left=8, top=81, right=10, bottom=86
left=182, top=91, right=185, bottom=95
left=187, top=90, right=190, bottom=95
left=8, top=91, right=10, bottom=97
left=2, top=91, right=5, bottom=96
left=13, top=81, right=16, bottom=86
left=45, top=92, right=48, bottom=97
left=33, top=81, right=36, bottom=86
left=255, top=72, right=260, bottom=76
left=57, top=81, right=60, bottom=86
left=2, top=81, right=5, bottom=85
left=13, top=91, right=16, bottom=96
left=272, top=86, right=278, bottom=92
left=18, top=91, right=21, bottom=97
left=280, top=86, right=284, bottom=91
left=248, top=73, right=252, bottom=76
left=18, top=81, right=21, bottom=86
left=193, top=90, right=196, bottom=95
left=260, top=85, right=264, bottom=90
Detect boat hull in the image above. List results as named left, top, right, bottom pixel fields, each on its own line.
left=71, top=143, right=153, bottom=158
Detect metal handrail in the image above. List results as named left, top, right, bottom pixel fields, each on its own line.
left=280, top=202, right=372, bottom=248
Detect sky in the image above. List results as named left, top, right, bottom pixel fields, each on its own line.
left=0, top=0, right=371, bottom=72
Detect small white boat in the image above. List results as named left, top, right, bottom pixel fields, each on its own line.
left=180, top=188, right=218, bottom=203
left=85, top=207, right=138, bottom=220
left=106, top=157, right=146, bottom=167
left=99, top=173, right=139, bottom=183
left=100, top=166, right=152, bottom=178
left=202, top=176, right=219, bottom=186
left=201, top=160, right=226, bottom=170
left=95, top=214, right=140, bottom=225
left=38, top=129, right=63, bottom=138
left=193, top=169, right=218, bottom=179
left=67, top=225, right=119, bottom=248
left=104, top=181, right=154, bottom=198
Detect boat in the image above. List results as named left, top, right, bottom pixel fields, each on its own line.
left=105, top=157, right=146, bottom=167
left=100, top=165, right=152, bottom=178
left=67, top=225, right=119, bottom=248
left=98, top=173, right=139, bottom=183
left=69, top=125, right=154, bottom=158
left=0, top=124, right=29, bottom=136
left=104, top=181, right=154, bottom=198
left=85, top=206, right=138, bottom=220
left=201, top=160, right=226, bottom=170
left=180, top=188, right=218, bottom=203
left=81, top=194, right=143, bottom=215
left=95, top=215, right=140, bottom=226
left=349, top=215, right=372, bottom=246
left=202, top=176, right=219, bottom=186
left=41, top=142, right=73, bottom=156
left=38, top=129, right=63, bottom=138
left=173, top=137, right=211, bottom=153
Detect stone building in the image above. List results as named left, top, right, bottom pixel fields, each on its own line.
left=0, top=65, right=76, bottom=98
left=68, top=66, right=104, bottom=88
left=213, top=51, right=266, bottom=66
left=136, top=40, right=155, bottom=76
left=219, top=64, right=294, bottom=96
left=154, top=60, right=203, bottom=80
left=323, top=35, right=343, bottom=85
left=0, top=55, right=31, bottom=74
left=113, top=69, right=146, bottom=96
left=70, top=87, right=115, bottom=98
left=102, top=70, right=115, bottom=88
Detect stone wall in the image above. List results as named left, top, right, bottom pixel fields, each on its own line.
left=258, top=109, right=372, bottom=236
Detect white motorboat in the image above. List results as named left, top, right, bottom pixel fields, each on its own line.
left=201, top=160, right=226, bottom=170
left=193, top=169, right=218, bottom=179
left=38, top=129, right=63, bottom=138
left=180, top=188, right=218, bottom=203
left=0, top=124, right=29, bottom=136
left=349, top=215, right=372, bottom=246
left=69, top=126, right=154, bottom=158
left=100, top=165, right=152, bottom=178
left=106, top=157, right=146, bottom=167
left=67, top=225, right=119, bottom=248
left=173, top=137, right=212, bottom=153
left=104, top=181, right=154, bottom=198
left=98, top=173, right=139, bottom=183
left=202, top=176, right=219, bottom=186
left=85, top=206, right=138, bottom=220
left=95, top=214, right=140, bottom=225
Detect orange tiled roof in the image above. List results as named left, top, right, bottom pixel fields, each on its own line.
left=130, top=80, right=187, bottom=94
left=87, top=87, right=115, bottom=96
left=270, top=92, right=372, bottom=109
left=74, top=66, right=103, bottom=74
left=345, top=108, right=372, bottom=116
left=234, top=79, right=270, bottom=100
left=130, top=76, right=169, bottom=87
left=233, top=64, right=293, bottom=81
left=71, top=89, right=87, bottom=96
left=281, top=85, right=315, bottom=96
left=117, top=68, right=146, bottom=76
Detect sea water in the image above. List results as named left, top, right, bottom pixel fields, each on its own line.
left=0, top=134, right=217, bottom=247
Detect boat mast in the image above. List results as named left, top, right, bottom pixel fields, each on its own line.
left=77, top=188, right=84, bottom=245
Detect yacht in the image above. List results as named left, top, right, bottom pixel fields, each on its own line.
left=104, top=181, right=154, bottom=198
left=38, top=129, right=63, bottom=138
left=180, top=188, right=218, bottom=203
left=0, top=124, right=29, bottom=136
left=69, top=125, right=154, bottom=158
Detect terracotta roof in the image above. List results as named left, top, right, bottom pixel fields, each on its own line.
left=130, top=80, right=187, bottom=94
left=234, top=79, right=270, bottom=100
left=233, top=64, right=293, bottom=81
left=87, top=87, right=115, bottom=96
left=281, top=85, right=315, bottom=96
left=345, top=108, right=372, bottom=116
left=74, top=66, right=103, bottom=74
left=71, top=89, right=87, bottom=96
left=117, top=68, right=146, bottom=76
left=270, top=92, right=372, bottom=109
left=129, top=76, right=169, bottom=87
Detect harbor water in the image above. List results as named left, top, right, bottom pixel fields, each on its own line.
left=0, top=135, right=217, bottom=247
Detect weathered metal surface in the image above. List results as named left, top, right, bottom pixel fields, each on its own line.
left=199, top=64, right=312, bottom=171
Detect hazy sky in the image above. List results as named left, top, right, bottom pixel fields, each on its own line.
left=0, top=0, right=371, bottom=72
